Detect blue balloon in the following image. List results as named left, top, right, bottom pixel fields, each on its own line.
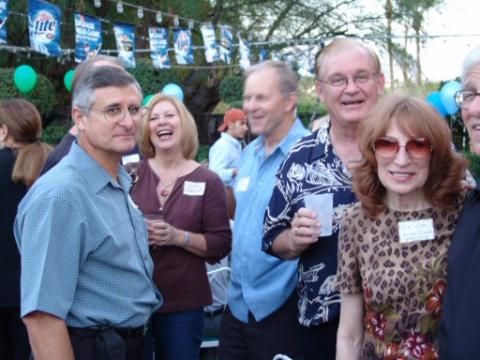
left=426, top=91, right=448, bottom=118
left=161, top=83, right=184, bottom=102
left=440, top=80, right=462, bottom=115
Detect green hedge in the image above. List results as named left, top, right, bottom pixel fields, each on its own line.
left=128, top=60, right=185, bottom=96
left=0, top=68, right=57, bottom=117
left=219, top=75, right=243, bottom=105
left=464, top=152, right=480, bottom=180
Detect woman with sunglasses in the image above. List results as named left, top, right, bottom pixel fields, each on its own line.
left=335, top=95, right=467, bottom=359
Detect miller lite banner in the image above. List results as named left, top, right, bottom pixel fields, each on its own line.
left=173, top=28, right=194, bottom=65
left=0, top=0, right=9, bottom=45
left=113, top=22, right=135, bottom=68
left=238, top=33, right=251, bottom=70
left=28, top=0, right=61, bottom=57
left=74, top=13, right=102, bottom=63
left=149, top=27, right=171, bottom=69
left=219, top=26, right=233, bottom=64
left=200, top=24, right=219, bottom=63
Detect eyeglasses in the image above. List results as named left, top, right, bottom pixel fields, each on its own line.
left=373, top=137, right=433, bottom=159
left=82, top=105, right=147, bottom=122
left=455, top=90, right=480, bottom=109
left=318, top=71, right=378, bottom=88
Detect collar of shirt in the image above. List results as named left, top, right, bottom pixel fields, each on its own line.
left=220, top=132, right=242, bottom=149
left=68, top=142, right=131, bottom=194
left=253, top=118, right=309, bottom=159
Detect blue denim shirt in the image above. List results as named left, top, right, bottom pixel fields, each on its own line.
left=15, top=142, right=162, bottom=327
left=228, top=119, right=309, bottom=322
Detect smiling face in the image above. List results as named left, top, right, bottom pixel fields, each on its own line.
left=462, top=63, right=480, bottom=154
left=317, top=46, right=384, bottom=128
left=376, top=121, right=431, bottom=205
left=148, top=100, right=183, bottom=155
left=243, top=67, right=296, bottom=141
left=228, top=119, right=248, bottom=140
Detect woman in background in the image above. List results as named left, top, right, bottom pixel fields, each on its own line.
left=0, top=99, right=51, bottom=359
left=336, top=96, right=466, bottom=359
left=131, top=94, right=231, bottom=360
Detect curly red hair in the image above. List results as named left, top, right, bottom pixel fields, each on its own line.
left=353, top=95, right=467, bottom=218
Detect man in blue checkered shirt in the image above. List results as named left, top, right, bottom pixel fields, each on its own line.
left=15, top=66, right=161, bottom=360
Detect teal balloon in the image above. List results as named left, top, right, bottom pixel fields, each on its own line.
left=426, top=91, right=448, bottom=118
left=143, top=94, right=154, bottom=106
left=161, top=83, right=184, bottom=102
left=64, top=69, right=75, bottom=92
left=440, top=81, right=462, bottom=115
left=13, top=65, right=37, bottom=93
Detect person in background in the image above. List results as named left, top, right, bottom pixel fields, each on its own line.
left=0, top=99, right=51, bottom=360
left=15, top=66, right=161, bottom=360
left=219, top=60, right=309, bottom=360
left=336, top=95, right=466, bottom=359
left=40, top=55, right=123, bottom=175
left=131, top=93, right=231, bottom=360
left=439, top=45, right=480, bottom=359
left=262, top=38, right=384, bottom=359
left=208, top=108, right=248, bottom=186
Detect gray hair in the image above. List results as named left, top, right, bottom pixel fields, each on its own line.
left=461, top=46, right=480, bottom=84
left=72, top=66, right=142, bottom=112
left=244, top=60, right=298, bottom=96
left=71, top=55, right=123, bottom=92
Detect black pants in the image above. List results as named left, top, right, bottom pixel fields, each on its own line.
left=219, top=291, right=302, bottom=360
left=300, top=316, right=339, bottom=360
left=0, top=307, right=31, bottom=360
left=69, top=327, right=144, bottom=360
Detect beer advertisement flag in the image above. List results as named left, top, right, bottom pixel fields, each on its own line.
left=200, top=23, right=219, bottom=63
left=113, top=22, right=135, bottom=68
left=259, top=48, right=269, bottom=62
left=173, top=28, right=194, bottom=65
left=219, top=26, right=233, bottom=64
left=28, top=0, right=61, bottom=57
left=149, top=27, right=171, bottom=69
left=0, top=0, right=9, bottom=45
left=74, top=13, right=102, bottom=63
left=238, top=33, right=251, bottom=70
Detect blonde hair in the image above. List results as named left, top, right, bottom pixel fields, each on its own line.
left=139, top=94, right=198, bottom=160
left=0, top=99, right=51, bottom=187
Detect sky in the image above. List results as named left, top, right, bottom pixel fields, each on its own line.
left=390, top=0, right=479, bottom=82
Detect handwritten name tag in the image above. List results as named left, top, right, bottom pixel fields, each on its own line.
left=122, top=153, right=140, bottom=165
left=236, top=177, right=250, bottom=192
left=183, top=181, right=206, bottom=196
left=398, top=219, right=435, bottom=243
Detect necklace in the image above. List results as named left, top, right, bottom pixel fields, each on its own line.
left=158, top=163, right=186, bottom=197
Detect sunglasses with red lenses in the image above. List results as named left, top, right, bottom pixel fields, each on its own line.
left=373, top=137, right=433, bottom=159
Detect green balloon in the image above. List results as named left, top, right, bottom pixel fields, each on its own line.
left=143, top=94, right=154, bottom=106
left=13, top=65, right=37, bottom=93
left=64, top=69, right=75, bottom=92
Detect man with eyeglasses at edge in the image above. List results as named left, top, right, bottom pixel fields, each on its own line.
left=439, top=46, right=480, bottom=359
left=14, top=66, right=162, bottom=360
left=262, top=37, right=385, bottom=359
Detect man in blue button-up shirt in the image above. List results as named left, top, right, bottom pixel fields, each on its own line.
left=15, top=66, right=161, bottom=360
left=219, top=60, right=309, bottom=359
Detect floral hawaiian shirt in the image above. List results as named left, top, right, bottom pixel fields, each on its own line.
left=263, top=118, right=356, bottom=327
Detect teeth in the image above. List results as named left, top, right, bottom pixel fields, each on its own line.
left=157, top=130, right=172, bottom=136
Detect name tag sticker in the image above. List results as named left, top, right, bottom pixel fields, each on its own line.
left=122, top=153, right=140, bottom=165
left=237, top=177, right=250, bottom=192
left=398, top=219, right=435, bottom=243
left=183, top=181, right=206, bottom=196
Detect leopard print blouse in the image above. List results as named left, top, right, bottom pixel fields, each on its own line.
left=336, top=201, right=462, bottom=360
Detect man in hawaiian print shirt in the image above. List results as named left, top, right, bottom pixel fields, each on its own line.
left=263, top=38, right=385, bottom=360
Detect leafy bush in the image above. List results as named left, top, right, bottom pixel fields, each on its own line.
left=128, top=60, right=185, bottom=96
left=464, top=152, right=480, bottom=180
left=0, top=67, right=57, bottom=117
left=297, top=99, right=328, bottom=127
left=196, top=144, right=209, bottom=164
left=42, top=120, right=69, bottom=145
left=219, top=75, right=243, bottom=105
